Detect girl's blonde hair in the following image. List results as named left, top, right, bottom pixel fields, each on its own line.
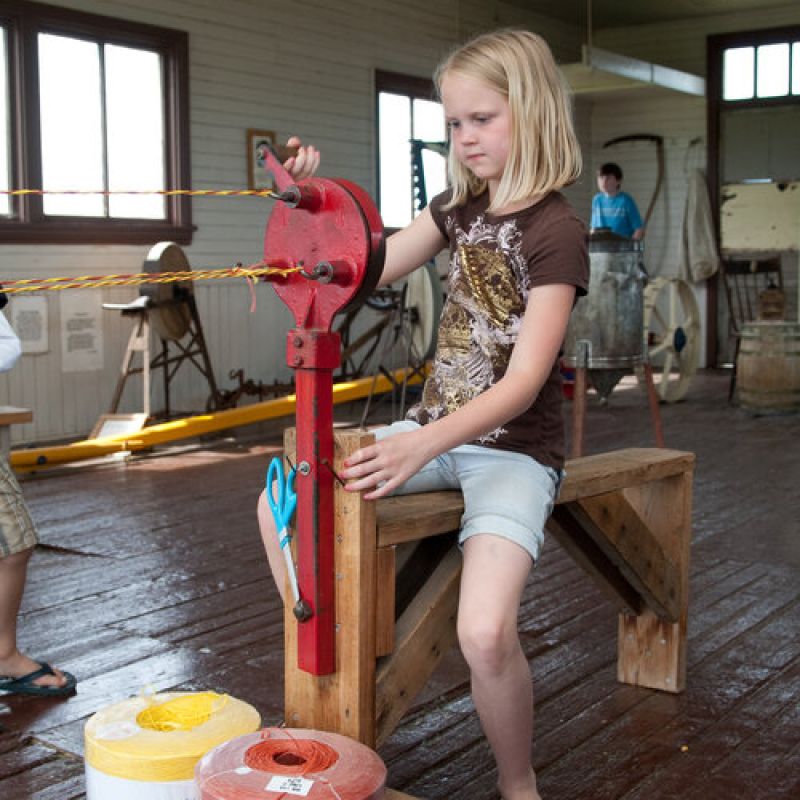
left=434, top=29, right=582, bottom=212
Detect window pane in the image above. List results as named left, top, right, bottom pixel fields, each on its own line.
left=412, top=98, right=444, bottom=141
left=757, top=43, right=789, bottom=97
left=39, top=34, right=104, bottom=216
left=379, top=92, right=412, bottom=228
left=723, top=46, right=754, bottom=100
left=0, top=28, right=10, bottom=216
left=412, top=98, right=446, bottom=213
left=792, top=42, right=800, bottom=95
left=105, top=44, right=165, bottom=219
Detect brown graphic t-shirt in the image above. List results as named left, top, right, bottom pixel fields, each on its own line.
left=407, top=189, right=589, bottom=469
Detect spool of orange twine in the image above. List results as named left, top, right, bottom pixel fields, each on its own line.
left=195, top=727, right=386, bottom=800
left=244, top=735, right=338, bottom=775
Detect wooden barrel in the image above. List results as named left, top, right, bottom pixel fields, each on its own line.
left=737, top=322, right=800, bottom=413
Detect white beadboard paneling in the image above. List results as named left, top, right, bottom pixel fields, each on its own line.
left=596, top=6, right=800, bottom=76
left=12, top=2, right=800, bottom=439
left=562, top=96, right=594, bottom=222
left=3, top=0, right=654, bottom=444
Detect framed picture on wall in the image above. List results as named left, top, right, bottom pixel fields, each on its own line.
left=247, top=129, right=277, bottom=191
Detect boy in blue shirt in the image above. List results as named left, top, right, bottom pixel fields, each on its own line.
left=591, top=162, right=644, bottom=240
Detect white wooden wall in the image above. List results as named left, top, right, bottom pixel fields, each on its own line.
left=4, top=1, right=798, bottom=443
left=0, top=0, right=581, bottom=445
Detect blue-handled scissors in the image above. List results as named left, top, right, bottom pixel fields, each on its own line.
left=267, top=457, right=301, bottom=606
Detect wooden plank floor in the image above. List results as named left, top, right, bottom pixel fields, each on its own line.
left=2, top=370, right=798, bottom=799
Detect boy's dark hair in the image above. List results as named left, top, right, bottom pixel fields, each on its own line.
left=598, top=162, right=623, bottom=180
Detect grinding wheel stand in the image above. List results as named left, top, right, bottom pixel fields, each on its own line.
left=103, top=242, right=222, bottom=420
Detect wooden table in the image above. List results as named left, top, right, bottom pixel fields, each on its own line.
left=0, top=406, right=32, bottom=458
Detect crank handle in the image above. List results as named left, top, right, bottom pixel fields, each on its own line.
left=293, top=599, right=313, bottom=622
left=258, top=141, right=324, bottom=211
left=275, top=183, right=324, bottom=212
left=279, top=534, right=313, bottom=623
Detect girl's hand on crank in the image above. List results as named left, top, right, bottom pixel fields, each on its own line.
left=341, top=431, right=431, bottom=500
left=282, top=136, right=320, bottom=181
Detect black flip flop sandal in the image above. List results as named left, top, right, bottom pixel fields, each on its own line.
left=0, top=661, right=77, bottom=697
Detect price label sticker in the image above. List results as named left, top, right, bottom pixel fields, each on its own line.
left=266, top=775, right=314, bottom=796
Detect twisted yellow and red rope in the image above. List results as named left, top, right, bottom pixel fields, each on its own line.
left=1, top=187, right=280, bottom=199
left=1, top=262, right=300, bottom=294
left=0, top=187, right=295, bottom=293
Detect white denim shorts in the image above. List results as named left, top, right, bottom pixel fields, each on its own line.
left=374, top=420, right=562, bottom=562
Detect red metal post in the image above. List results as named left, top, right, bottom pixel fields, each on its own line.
left=288, top=330, right=340, bottom=675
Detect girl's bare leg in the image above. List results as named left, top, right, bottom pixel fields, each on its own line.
left=457, top=534, right=541, bottom=800
left=256, top=488, right=288, bottom=604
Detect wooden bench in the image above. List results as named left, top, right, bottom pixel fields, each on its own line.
left=284, top=429, right=694, bottom=751
left=0, top=406, right=32, bottom=458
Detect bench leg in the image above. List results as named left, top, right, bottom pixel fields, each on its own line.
left=616, top=469, right=692, bottom=692
left=375, top=544, right=461, bottom=747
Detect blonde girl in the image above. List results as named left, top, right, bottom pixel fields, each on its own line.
left=259, top=29, right=589, bottom=800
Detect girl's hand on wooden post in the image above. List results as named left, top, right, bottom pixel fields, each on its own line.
left=340, top=431, right=431, bottom=500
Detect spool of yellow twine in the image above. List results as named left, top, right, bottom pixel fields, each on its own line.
left=84, top=690, right=261, bottom=800
left=136, top=692, right=227, bottom=732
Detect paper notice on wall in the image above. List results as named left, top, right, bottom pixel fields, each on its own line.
left=60, top=291, right=104, bottom=372
left=9, top=295, right=49, bottom=354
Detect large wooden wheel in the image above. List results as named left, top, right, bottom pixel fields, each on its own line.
left=404, top=261, right=443, bottom=363
left=140, top=242, right=193, bottom=341
left=642, top=277, right=700, bottom=402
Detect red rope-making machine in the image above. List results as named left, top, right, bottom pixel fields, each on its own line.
left=259, top=146, right=385, bottom=677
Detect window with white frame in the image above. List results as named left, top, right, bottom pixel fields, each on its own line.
left=0, top=1, right=191, bottom=244
left=376, top=70, right=446, bottom=230
left=722, top=38, right=800, bottom=101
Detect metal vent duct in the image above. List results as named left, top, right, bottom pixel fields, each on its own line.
left=561, top=45, right=705, bottom=97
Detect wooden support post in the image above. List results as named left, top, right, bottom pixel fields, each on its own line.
left=375, top=546, right=396, bottom=658
left=616, top=469, right=692, bottom=692
left=284, top=429, right=378, bottom=742
left=375, top=544, right=461, bottom=746
left=571, top=342, right=589, bottom=458
left=563, top=493, right=682, bottom=622
left=109, top=312, right=151, bottom=416
left=641, top=361, right=666, bottom=448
